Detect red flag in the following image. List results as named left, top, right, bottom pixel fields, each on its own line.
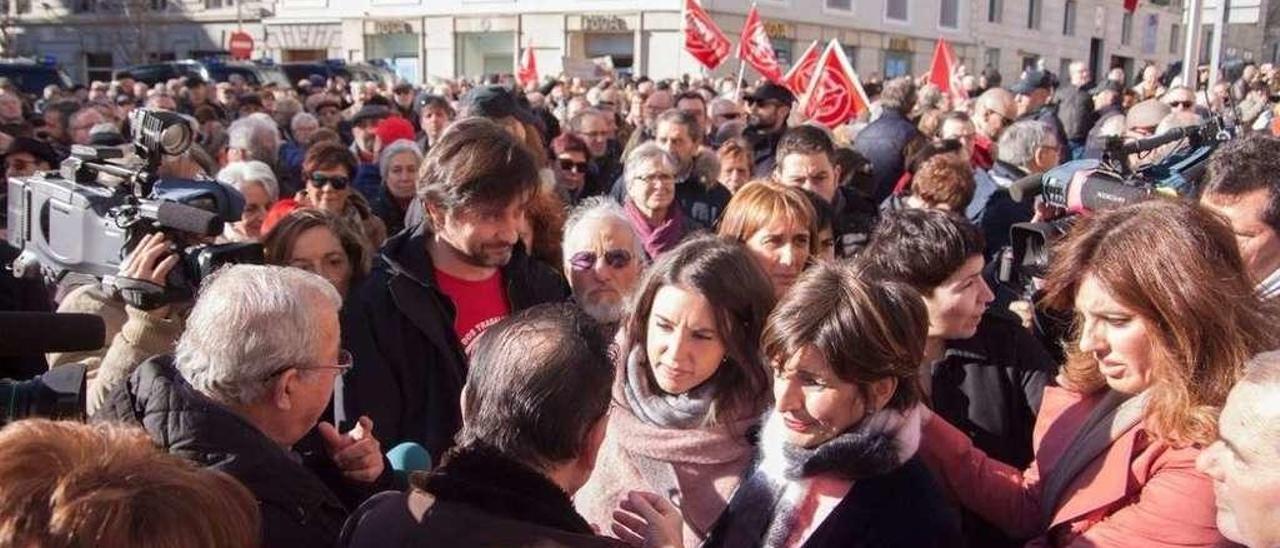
left=800, top=39, right=870, bottom=128
left=783, top=40, right=821, bottom=96
left=928, top=38, right=967, bottom=104
left=1124, top=0, right=1139, bottom=12
left=518, top=45, right=538, bottom=87
left=738, top=5, right=784, bottom=83
left=684, top=0, right=732, bottom=70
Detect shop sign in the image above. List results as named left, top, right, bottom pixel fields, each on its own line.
left=372, top=20, right=413, bottom=35
left=763, top=21, right=791, bottom=39
left=888, top=36, right=911, bottom=51
left=583, top=15, right=628, bottom=32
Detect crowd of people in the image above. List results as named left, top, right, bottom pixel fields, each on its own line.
left=2, top=57, right=1280, bottom=547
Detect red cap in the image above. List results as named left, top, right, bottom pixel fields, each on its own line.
left=374, top=116, right=416, bottom=148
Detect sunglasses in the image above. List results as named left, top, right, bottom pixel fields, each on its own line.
left=569, top=249, right=633, bottom=272
left=558, top=159, right=588, bottom=174
left=308, top=174, right=350, bottom=190
left=1168, top=100, right=1194, bottom=109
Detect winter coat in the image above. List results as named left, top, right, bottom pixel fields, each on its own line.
left=341, top=221, right=568, bottom=460
left=339, top=444, right=624, bottom=548
left=920, top=385, right=1229, bottom=547
left=97, top=356, right=396, bottom=548
left=852, top=109, right=922, bottom=203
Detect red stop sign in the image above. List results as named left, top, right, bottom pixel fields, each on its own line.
left=228, top=31, right=254, bottom=60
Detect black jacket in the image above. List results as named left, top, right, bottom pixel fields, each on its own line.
left=929, top=312, right=1056, bottom=548
left=1054, top=84, right=1097, bottom=142
left=833, top=186, right=879, bottom=258
left=97, top=356, right=395, bottom=548
left=1084, top=106, right=1125, bottom=159
left=972, top=161, right=1036, bottom=260
left=339, top=444, right=623, bottom=548
left=704, top=457, right=960, bottom=547
left=853, top=109, right=921, bottom=203
left=341, top=222, right=568, bottom=460
left=744, top=125, right=785, bottom=177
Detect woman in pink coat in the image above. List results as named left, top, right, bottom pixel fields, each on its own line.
left=919, top=199, right=1280, bottom=547
left=575, top=235, right=777, bottom=547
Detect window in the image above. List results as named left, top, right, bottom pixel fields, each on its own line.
left=984, top=47, right=1000, bottom=70
left=15, top=0, right=29, bottom=13
left=826, top=0, right=852, bottom=11
left=74, top=0, right=95, bottom=12
left=206, top=0, right=234, bottom=7
left=150, top=0, right=168, bottom=9
left=85, top=52, right=113, bottom=83
left=1063, top=0, right=1077, bottom=36
left=1169, top=23, right=1181, bottom=54
left=884, top=51, right=912, bottom=78
left=940, top=0, right=959, bottom=29
left=886, top=0, right=908, bottom=22
left=988, top=0, right=1002, bottom=23
left=1027, top=0, right=1042, bottom=30
left=1121, top=11, right=1133, bottom=46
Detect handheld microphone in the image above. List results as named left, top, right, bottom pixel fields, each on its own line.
left=0, top=312, right=107, bottom=356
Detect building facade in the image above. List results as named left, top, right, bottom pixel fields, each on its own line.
left=0, top=0, right=271, bottom=83
left=0, top=0, right=1203, bottom=86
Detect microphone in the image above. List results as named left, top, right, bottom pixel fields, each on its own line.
left=141, top=201, right=224, bottom=236
left=1008, top=172, right=1044, bottom=203
left=0, top=312, right=107, bottom=356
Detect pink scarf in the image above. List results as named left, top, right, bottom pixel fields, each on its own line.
left=624, top=199, right=687, bottom=258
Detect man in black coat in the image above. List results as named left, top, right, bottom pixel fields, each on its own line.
left=742, top=82, right=794, bottom=177
left=96, top=265, right=396, bottom=548
left=853, top=76, right=921, bottom=203
left=1012, top=69, right=1069, bottom=166
left=342, top=121, right=568, bottom=461
left=775, top=125, right=878, bottom=257
left=339, top=305, right=681, bottom=548
left=1055, top=61, right=1097, bottom=160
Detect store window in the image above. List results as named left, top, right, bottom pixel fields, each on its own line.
left=456, top=31, right=514, bottom=78
left=771, top=38, right=793, bottom=66
left=585, top=33, right=634, bottom=71
left=366, top=31, right=418, bottom=82
left=884, top=51, right=911, bottom=78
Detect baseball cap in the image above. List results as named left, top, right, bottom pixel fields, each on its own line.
left=1011, top=69, right=1055, bottom=95
left=351, top=104, right=392, bottom=126
left=462, top=85, right=536, bottom=124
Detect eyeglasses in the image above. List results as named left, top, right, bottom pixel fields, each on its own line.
left=569, top=249, right=634, bottom=272
left=269, top=349, right=354, bottom=379
left=634, top=173, right=675, bottom=185
left=558, top=158, right=589, bottom=174
left=987, top=110, right=1014, bottom=126
left=1168, top=100, right=1194, bottom=109
left=308, top=173, right=350, bottom=190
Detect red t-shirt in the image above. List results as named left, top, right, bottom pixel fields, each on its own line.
left=434, top=268, right=510, bottom=351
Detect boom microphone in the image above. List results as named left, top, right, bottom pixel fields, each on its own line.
left=0, top=312, right=107, bottom=356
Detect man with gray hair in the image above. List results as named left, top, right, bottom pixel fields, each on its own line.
left=1196, top=350, right=1280, bottom=548
left=561, top=197, right=646, bottom=334
left=966, top=120, right=1060, bottom=258
left=97, top=264, right=394, bottom=547
left=227, top=112, right=296, bottom=196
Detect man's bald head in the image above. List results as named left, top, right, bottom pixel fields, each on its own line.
left=973, top=88, right=1016, bottom=140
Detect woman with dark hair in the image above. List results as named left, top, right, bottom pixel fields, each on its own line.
left=262, top=208, right=372, bottom=298
left=703, top=260, right=961, bottom=547
left=265, top=141, right=388, bottom=249
left=717, top=180, right=818, bottom=299
left=920, top=199, right=1280, bottom=546
left=576, top=235, right=777, bottom=547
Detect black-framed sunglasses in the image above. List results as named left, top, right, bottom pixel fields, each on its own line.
left=558, top=158, right=589, bottom=174
left=569, top=249, right=633, bottom=272
left=269, top=349, right=354, bottom=379
left=1168, top=100, right=1194, bottom=109
left=309, top=173, right=350, bottom=190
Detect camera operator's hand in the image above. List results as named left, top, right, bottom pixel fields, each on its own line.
left=1031, top=198, right=1067, bottom=224
left=0, top=130, right=13, bottom=154
left=611, top=491, right=684, bottom=548
left=118, top=233, right=179, bottom=317
left=318, top=416, right=385, bottom=484
left=1009, top=299, right=1036, bottom=331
